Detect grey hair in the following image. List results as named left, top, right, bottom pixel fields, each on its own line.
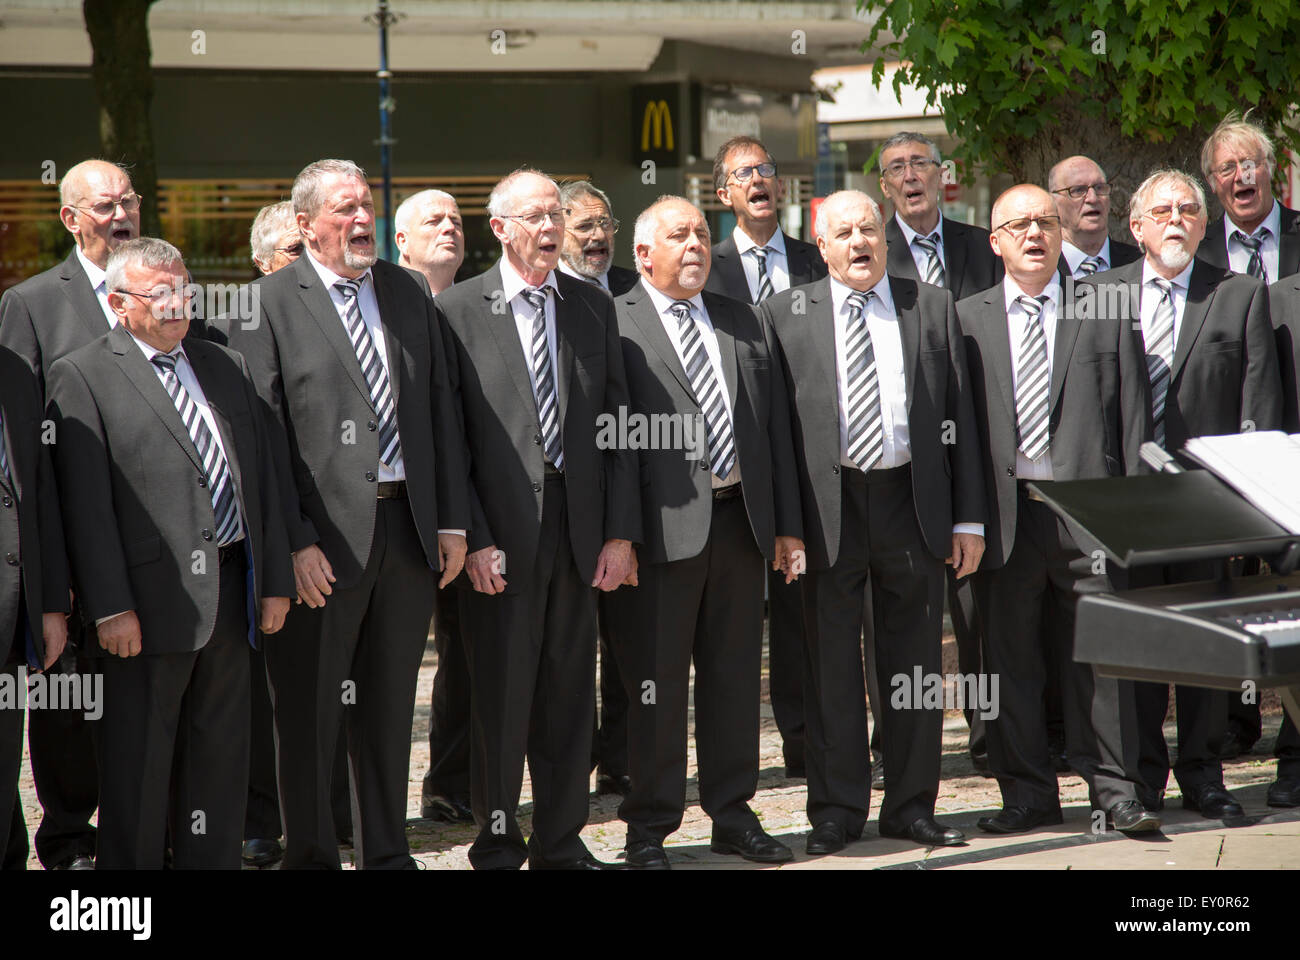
left=1129, top=169, right=1207, bottom=221
left=1200, top=111, right=1277, bottom=182
left=394, top=189, right=458, bottom=236
left=486, top=168, right=558, bottom=220
left=105, top=237, right=184, bottom=293
left=814, top=190, right=882, bottom=239
left=631, top=195, right=708, bottom=274
left=292, top=159, right=368, bottom=219
left=559, top=180, right=614, bottom=217
left=249, top=200, right=296, bottom=268
left=877, top=132, right=942, bottom=172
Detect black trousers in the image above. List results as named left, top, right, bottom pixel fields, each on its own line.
left=0, top=646, right=25, bottom=869
left=423, top=585, right=471, bottom=801
left=972, top=491, right=1141, bottom=812
left=803, top=465, right=944, bottom=835
left=1278, top=710, right=1300, bottom=779
left=592, top=595, right=629, bottom=779
left=461, top=476, right=596, bottom=870
left=608, top=492, right=765, bottom=846
left=267, top=498, right=435, bottom=870
left=766, top=568, right=806, bottom=770
left=95, top=548, right=251, bottom=870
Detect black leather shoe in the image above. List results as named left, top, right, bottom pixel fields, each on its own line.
left=241, top=838, right=284, bottom=868
left=1108, top=800, right=1162, bottom=834
left=596, top=773, right=633, bottom=796
left=711, top=827, right=794, bottom=864
left=871, top=765, right=885, bottom=791
left=1268, top=777, right=1300, bottom=807
left=805, top=821, right=853, bottom=856
left=976, top=806, right=1063, bottom=834
left=52, top=855, right=95, bottom=871
left=531, top=854, right=616, bottom=870
left=1218, top=730, right=1255, bottom=761
left=879, top=816, right=965, bottom=847
left=1137, top=789, right=1165, bottom=813
left=624, top=840, right=670, bottom=870
left=422, top=793, right=474, bottom=823
left=1182, top=782, right=1244, bottom=819
left=1048, top=732, right=1069, bottom=774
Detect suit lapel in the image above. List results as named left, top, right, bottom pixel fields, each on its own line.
left=980, top=286, right=1017, bottom=424
left=704, top=294, right=739, bottom=407
left=1280, top=204, right=1300, bottom=279
left=481, top=264, right=539, bottom=415
left=1171, top=261, right=1217, bottom=379
left=294, top=257, right=372, bottom=405
left=888, top=277, right=919, bottom=413
left=942, top=218, right=969, bottom=295
left=626, top=285, right=692, bottom=396
left=885, top=218, right=921, bottom=283
left=59, top=250, right=112, bottom=341
left=108, top=325, right=204, bottom=473
left=554, top=286, right=579, bottom=429
left=0, top=403, right=16, bottom=498
left=1050, top=288, right=1083, bottom=414
left=371, top=265, right=403, bottom=404
left=800, top=278, right=839, bottom=426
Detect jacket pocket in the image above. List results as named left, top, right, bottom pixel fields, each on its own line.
left=123, top=535, right=161, bottom=567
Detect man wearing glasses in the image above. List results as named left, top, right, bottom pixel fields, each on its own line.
left=0, top=158, right=144, bottom=872
left=558, top=181, right=638, bottom=297
left=1047, top=156, right=1141, bottom=280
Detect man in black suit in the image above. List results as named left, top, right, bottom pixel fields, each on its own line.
left=704, top=135, right=827, bottom=780
left=1110, top=168, right=1282, bottom=819
left=47, top=238, right=294, bottom=868
left=1049, top=156, right=1142, bottom=280
left=0, top=348, right=71, bottom=867
left=436, top=170, right=638, bottom=870
left=607, top=196, right=802, bottom=869
left=0, top=158, right=142, bottom=871
left=230, top=159, right=471, bottom=870
left=960, top=185, right=1158, bottom=836
left=764, top=190, right=985, bottom=853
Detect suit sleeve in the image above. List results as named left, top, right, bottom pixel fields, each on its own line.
left=46, top=358, right=134, bottom=622
left=759, top=305, right=803, bottom=539
left=945, top=292, right=988, bottom=526
left=428, top=297, right=473, bottom=533
left=1241, top=280, right=1282, bottom=432
left=33, top=400, right=70, bottom=614
left=0, top=289, right=44, bottom=387
left=1116, top=315, right=1154, bottom=475
left=597, top=292, right=642, bottom=545
left=238, top=352, right=295, bottom=600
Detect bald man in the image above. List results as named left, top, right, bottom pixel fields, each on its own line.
left=0, top=158, right=143, bottom=870
left=395, top=189, right=465, bottom=296
left=1048, top=156, right=1141, bottom=280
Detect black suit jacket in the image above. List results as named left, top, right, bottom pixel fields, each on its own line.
left=762, top=275, right=984, bottom=569
left=705, top=232, right=828, bottom=304
left=1268, top=275, right=1300, bottom=432
left=1198, top=203, right=1300, bottom=281
left=401, top=265, right=435, bottom=297
left=46, top=324, right=293, bottom=655
left=607, top=265, right=640, bottom=297
left=616, top=282, right=801, bottom=565
left=957, top=281, right=1152, bottom=567
left=885, top=215, right=1003, bottom=300
left=435, top=262, right=640, bottom=590
left=1089, top=257, right=1281, bottom=454
left=0, top=348, right=70, bottom=666
left=228, top=255, right=471, bottom=588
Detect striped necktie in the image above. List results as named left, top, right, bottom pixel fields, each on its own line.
left=0, top=411, right=9, bottom=487
left=1144, top=278, right=1177, bottom=448
left=1014, top=295, right=1051, bottom=462
left=150, top=352, right=243, bottom=547
left=753, top=246, right=774, bottom=302
left=523, top=286, right=563, bottom=470
left=669, top=300, right=736, bottom=480
left=1077, top=255, right=1105, bottom=277
left=1232, top=229, right=1270, bottom=282
left=913, top=233, right=945, bottom=287
left=844, top=290, right=884, bottom=471
left=335, top=279, right=400, bottom=467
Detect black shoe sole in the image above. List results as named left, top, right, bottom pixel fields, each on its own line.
left=709, top=841, right=794, bottom=864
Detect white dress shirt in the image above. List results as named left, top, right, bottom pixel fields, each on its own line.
left=1061, top=237, right=1114, bottom=279
left=76, top=247, right=117, bottom=327
left=557, top=258, right=609, bottom=291
left=733, top=225, right=790, bottom=300
left=1225, top=200, right=1282, bottom=283
left=1139, top=258, right=1195, bottom=362
left=641, top=278, right=740, bottom=488
left=894, top=212, right=947, bottom=280
left=1004, top=276, right=1062, bottom=481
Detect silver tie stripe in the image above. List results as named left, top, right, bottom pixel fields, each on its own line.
left=523, top=287, right=564, bottom=470
left=1144, top=278, right=1177, bottom=448
left=0, top=411, right=9, bottom=485
left=150, top=353, right=243, bottom=547
left=1014, top=295, right=1051, bottom=462
left=753, top=246, right=774, bottom=302
left=1077, top=255, right=1105, bottom=276
left=843, top=290, right=884, bottom=472
left=913, top=233, right=945, bottom=287
left=669, top=300, right=736, bottom=480
left=1232, top=229, right=1270, bottom=283
left=335, top=279, right=400, bottom=467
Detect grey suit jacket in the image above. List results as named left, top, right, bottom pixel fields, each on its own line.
left=1198, top=203, right=1300, bottom=281
left=885, top=215, right=1003, bottom=300
left=1268, top=275, right=1300, bottom=432
left=704, top=232, right=827, bottom=304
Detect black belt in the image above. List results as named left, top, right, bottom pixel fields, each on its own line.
left=219, top=540, right=245, bottom=565
left=544, top=462, right=564, bottom=478
left=377, top=481, right=407, bottom=500
left=712, top=483, right=743, bottom=501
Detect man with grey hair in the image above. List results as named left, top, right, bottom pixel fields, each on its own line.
left=395, top=189, right=464, bottom=295
left=249, top=200, right=303, bottom=277
left=558, top=181, right=639, bottom=296
left=436, top=168, right=639, bottom=870
left=229, top=158, right=471, bottom=869
left=1048, top=155, right=1141, bottom=279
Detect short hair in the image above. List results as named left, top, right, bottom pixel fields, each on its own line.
left=1200, top=111, right=1277, bottom=182
left=486, top=168, right=558, bottom=220
left=877, top=132, right=942, bottom=172
left=393, top=189, right=458, bottom=236
left=712, top=136, right=772, bottom=192
left=1129, top=169, right=1207, bottom=221
left=1046, top=156, right=1107, bottom=194
left=104, top=237, right=184, bottom=294
left=559, top=180, right=614, bottom=217
left=59, top=159, right=132, bottom=207
left=249, top=201, right=296, bottom=268
left=292, top=159, right=368, bottom=219
left=813, top=190, right=883, bottom=239
left=631, top=195, right=708, bottom=273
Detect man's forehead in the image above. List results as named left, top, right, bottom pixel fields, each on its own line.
left=422, top=197, right=461, bottom=218
left=999, top=190, right=1053, bottom=217
left=569, top=194, right=608, bottom=216
left=1213, top=137, right=1264, bottom=161
left=78, top=168, right=132, bottom=197
left=1148, top=185, right=1199, bottom=204
left=825, top=201, right=877, bottom=230
left=882, top=141, right=931, bottom=159
left=657, top=206, right=703, bottom=230
left=323, top=175, right=371, bottom=200
left=726, top=146, right=769, bottom=168
left=1060, top=159, right=1104, bottom=183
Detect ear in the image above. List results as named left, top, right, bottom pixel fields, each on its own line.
left=489, top=216, right=511, bottom=245
left=816, top=234, right=828, bottom=261
left=59, top=205, right=80, bottom=238
left=988, top=229, right=1002, bottom=259
left=634, top=243, right=653, bottom=273
left=1128, top=217, right=1143, bottom=247
left=394, top=230, right=408, bottom=254
left=106, top=291, right=129, bottom=320
left=295, top=211, right=315, bottom=243
left=715, top=184, right=734, bottom=211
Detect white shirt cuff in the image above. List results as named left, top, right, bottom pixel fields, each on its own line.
left=437, top=529, right=466, bottom=537
left=95, top=611, right=129, bottom=626
left=952, top=523, right=985, bottom=538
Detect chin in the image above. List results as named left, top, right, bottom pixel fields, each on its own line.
left=343, top=248, right=378, bottom=270
left=1156, top=245, right=1194, bottom=273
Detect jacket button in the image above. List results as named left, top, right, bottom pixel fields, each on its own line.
left=700, top=460, right=709, bottom=471
left=532, top=481, right=542, bottom=492
left=4, top=552, right=16, bottom=566
left=197, top=476, right=207, bottom=488
left=1, top=496, right=11, bottom=507
left=1006, top=466, right=1015, bottom=477
left=201, top=529, right=213, bottom=541
left=832, top=464, right=840, bottom=475
left=367, top=420, right=377, bottom=432
left=365, top=470, right=376, bottom=482
left=533, top=433, right=542, bottom=444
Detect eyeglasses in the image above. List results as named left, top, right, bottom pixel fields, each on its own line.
left=882, top=158, right=938, bottom=179
left=500, top=209, right=566, bottom=227
left=115, top=286, right=193, bottom=305
left=1141, top=202, right=1203, bottom=223
left=993, top=214, right=1062, bottom=235
left=567, top=216, right=620, bottom=236
left=728, top=162, right=777, bottom=183
left=275, top=242, right=304, bottom=256
left=69, top=193, right=143, bottom=217
left=1051, top=183, right=1112, bottom=200
left=1212, top=158, right=1266, bottom=180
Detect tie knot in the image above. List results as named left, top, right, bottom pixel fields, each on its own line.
left=845, top=290, right=875, bottom=318
left=753, top=246, right=769, bottom=261
left=335, top=279, right=361, bottom=300
left=523, top=286, right=548, bottom=310
left=1233, top=229, right=1269, bottom=251
left=669, top=299, right=693, bottom=325
left=1078, top=255, right=1104, bottom=275
left=150, top=352, right=178, bottom=374
left=914, top=233, right=940, bottom=253
left=1016, top=295, right=1047, bottom=319
left=1151, top=277, right=1173, bottom=299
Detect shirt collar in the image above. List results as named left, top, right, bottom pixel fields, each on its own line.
left=557, top=258, right=607, bottom=290
left=305, top=248, right=372, bottom=293
left=641, top=276, right=704, bottom=320
left=733, top=225, right=787, bottom=257
left=1225, top=198, right=1282, bottom=243
left=1061, top=237, right=1111, bottom=273
left=129, top=329, right=186, bottom=366
left=894, top=211, right=945, bottom=248
left=76, top=246, right=107, bottom=291
left=1142, top=258, right=1195, bottom=293
left=1003, top=274, right=1061, bottom=313
left=499, top=256, right=562, bottom=304
left=829, top=273, right=894, bottom=318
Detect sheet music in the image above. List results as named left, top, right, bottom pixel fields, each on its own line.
left=1183, top=431, right=1300, bottom=534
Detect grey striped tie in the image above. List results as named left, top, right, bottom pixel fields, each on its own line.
left=523, top=287, right=563, bottom=470
left=669, top=300, right=736, bottom=480
left=1144, top=278, right=1177, bottom=448
left=913, top=233, right=945, bottom=287
left=336, top=279, right=400, bottom=466
left=0, top=411, right=9, bottom=486
left=753, top=246, right=774, bottom=302
left=844, top=290, right=884, bottom=471
left=1232, top=229, right=1270, bottom=282
left=150, top=353, right=243, bottom=547
left=1014, top=295, right=1051, bottom=462
left=1077, top=255, right=1105, bottom=276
